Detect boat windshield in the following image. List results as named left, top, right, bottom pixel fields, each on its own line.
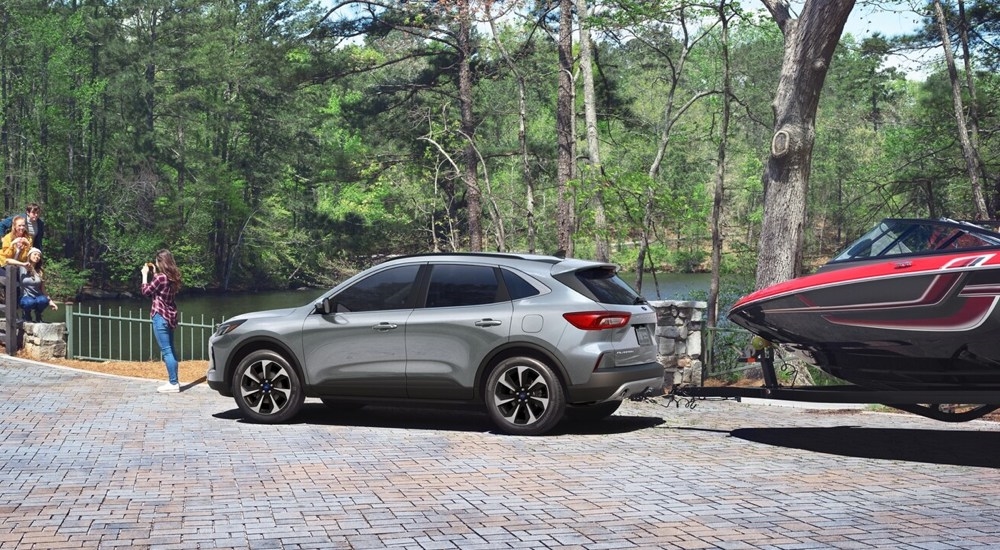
left=829, top=219, right=1000, bottom=263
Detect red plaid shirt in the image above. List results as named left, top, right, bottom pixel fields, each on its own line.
left=141, top=273, right=179, bottom=328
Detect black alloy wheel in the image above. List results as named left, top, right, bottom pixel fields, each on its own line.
left=232, top=350, right=305, bottom=423
left=485, top=356, right=565, bottom=436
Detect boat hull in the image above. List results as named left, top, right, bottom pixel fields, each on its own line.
left=729, top=253, right=1000, bottom=390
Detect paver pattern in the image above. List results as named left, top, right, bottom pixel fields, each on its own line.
left=2, top=357, right=1000, bottom=549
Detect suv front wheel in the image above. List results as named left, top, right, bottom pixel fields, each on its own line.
left=232, top=350, right=305, bottom=423
left=485, top=356, right=565, bottom=435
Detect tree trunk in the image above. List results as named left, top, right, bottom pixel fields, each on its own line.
left=637, top=12, right=713, bottom=283
left=576, top=0, right=608, bottom=262
left=709, top=0, right=733, bottom=329
left=39, top=44, right=51, bottom=209
left=487, top=10, right=535, bottom=254
left=934, top=0, right=989, bottom=220
left=0, top=4, right=10, bottom=213
left=755, top=0, right=855, bottom=289
left=956, top=0, right=992, bottom=217
left=555, top=0, right=574, bottom=256
left=458, top=0, right=482, bottom=251
left=142, top=10, right=158, bottom=158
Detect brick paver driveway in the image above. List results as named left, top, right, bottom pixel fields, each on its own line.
left=3, top=358, right=1000, bottom=549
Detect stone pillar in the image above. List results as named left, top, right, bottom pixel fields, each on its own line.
left=649, top=300, right=707, bottom=389
left=22, top=322, right=68, bottom=360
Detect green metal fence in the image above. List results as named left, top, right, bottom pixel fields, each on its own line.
left=65, top=303, right=221, bottom=362
left=703, top=325, right=760, bottom=383
left=704, top=325, right=813, bottom=386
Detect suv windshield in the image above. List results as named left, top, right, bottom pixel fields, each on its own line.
left=829, top=219, right=1000, bottom=263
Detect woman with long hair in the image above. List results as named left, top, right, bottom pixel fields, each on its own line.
left=16, top=248, right=58, bottom=322
left=141, top=249, right=183, bottom=393
left=1, top=215, right=33, bottom=265
left=0, top=215, right=33, bottom=303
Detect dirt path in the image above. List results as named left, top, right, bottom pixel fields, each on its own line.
left=35, top=356, right=209, bottom=383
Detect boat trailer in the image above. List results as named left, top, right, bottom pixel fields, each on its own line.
left=671, top=346, right=1000, bottom=422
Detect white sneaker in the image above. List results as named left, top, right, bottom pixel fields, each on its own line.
left=157, top=382, right=180, bottom=393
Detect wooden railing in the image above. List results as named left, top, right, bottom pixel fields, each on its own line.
left=0, top=269, right=19, bottom=354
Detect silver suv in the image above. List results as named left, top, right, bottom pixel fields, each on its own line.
left=207, top=253, right=663, bottom=435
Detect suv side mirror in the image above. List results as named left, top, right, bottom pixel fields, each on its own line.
left=315, top=297, right=333, bottom=315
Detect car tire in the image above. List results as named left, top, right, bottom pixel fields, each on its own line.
left=566, top=400, right=621, bottom=422
left=485, top=356, right=565, bottom=436
left=232, top=350, right=305, bottom=424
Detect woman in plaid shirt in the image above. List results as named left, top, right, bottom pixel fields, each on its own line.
left=141, top=249, right=182, bottom=393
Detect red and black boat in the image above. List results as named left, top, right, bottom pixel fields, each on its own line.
left=681, top=218, right=1000, bottom=421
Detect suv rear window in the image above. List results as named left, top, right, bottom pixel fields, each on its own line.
left=570, top=267, right=643, bottom=305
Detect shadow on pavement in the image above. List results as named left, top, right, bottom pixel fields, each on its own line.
left=181, top=377, right=206, bottom=391
left=729, top=426, right=1000, bottom=468
left=214, top=403, right=664, bottom=436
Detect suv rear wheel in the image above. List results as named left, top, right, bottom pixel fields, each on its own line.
left=232, top=350, right=305, bottom=423
left=485, top=356, right=565, bottom=435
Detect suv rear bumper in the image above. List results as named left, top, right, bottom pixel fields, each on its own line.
left=566, top=362, right=665, bottom=403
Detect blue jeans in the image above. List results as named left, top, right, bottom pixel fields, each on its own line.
left=19, top=294, right=49, bottom=320
left=152, top=313, right=179, bottom=385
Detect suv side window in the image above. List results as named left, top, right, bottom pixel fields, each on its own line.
left=426, top=265, right=501, bottom=307
left=335, top=265, right=420, bottom=312
left=501, top=268, right=540, bottom=300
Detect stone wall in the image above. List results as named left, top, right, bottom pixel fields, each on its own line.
left=0, top=320, right=68, bottom=360
left=649, top=300, right=707, bottom=388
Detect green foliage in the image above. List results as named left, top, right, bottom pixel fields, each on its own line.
left=703, top=327, right=754, bottom=383
left=804, top=364, right=848, bottom=387
left=609, top=242, right=670, bottom=273
left=719, top=242, right=758, bottom=277
left=671, top=248, right=707, bottom=273
left=44, top=258, right=91, bottom=302
left=1, top=0, right=998, bottom=299
left=171, top=242, right=212, bottom=291
left=99, top=231, right=168, bottom=289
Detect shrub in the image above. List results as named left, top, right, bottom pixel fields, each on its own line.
left=44, top=258, right=92, bottom=302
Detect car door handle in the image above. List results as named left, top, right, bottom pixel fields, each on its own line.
left=372, top=322, right=399, bottom=332
left=475, top=319, right=503, bottom=327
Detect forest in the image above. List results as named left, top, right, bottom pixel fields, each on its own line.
left=2, top=0, right=999, bottom=318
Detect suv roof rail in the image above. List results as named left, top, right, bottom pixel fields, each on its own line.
left=389, top=251, right=563, bottom=265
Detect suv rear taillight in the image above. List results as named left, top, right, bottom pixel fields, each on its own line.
left=563, top=311, right=631, bottom=330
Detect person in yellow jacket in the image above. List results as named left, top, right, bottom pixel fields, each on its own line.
left=1, top=215, right=33, bottom=266
left=0, top=215, right=33, bottom=303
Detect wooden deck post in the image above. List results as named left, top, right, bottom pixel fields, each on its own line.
left=1, top=270, right=19, bottom=354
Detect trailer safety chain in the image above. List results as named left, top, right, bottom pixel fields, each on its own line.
left=628, top=387, right=658, bottom=402
left=650, top=386, right=742, bottom=411
left=664, top=393, right=701, bottom=410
